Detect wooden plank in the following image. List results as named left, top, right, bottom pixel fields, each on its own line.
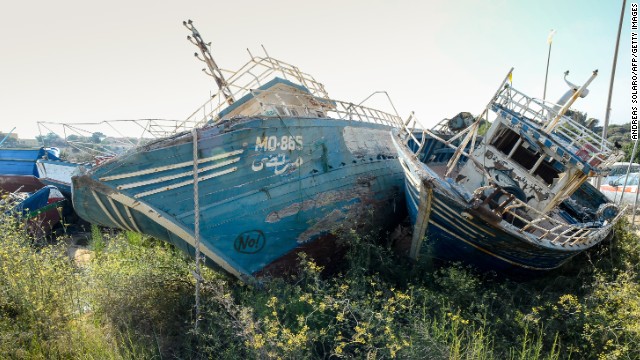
left=410, top=180, right=432, bottom=260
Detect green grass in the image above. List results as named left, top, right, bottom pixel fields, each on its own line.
left=1, top=207, right=639, bottom=359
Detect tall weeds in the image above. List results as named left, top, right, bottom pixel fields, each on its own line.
left=1, top=208, right=639, bottom=359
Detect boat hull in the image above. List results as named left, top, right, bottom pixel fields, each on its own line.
left=0, top=175, right=44, bottom=193
left=393, top=133, right=611, bottom=274
left=36, top=159, right=85, bottom=197
left=72, top=117, right=404, bottom=278
left=12, top=185, right=66, bottom=238
left=0, top=148, right=43, bottom=177
left=406, top=183, right=578, bottom=272
left=0, top=148, right=60, bottom=193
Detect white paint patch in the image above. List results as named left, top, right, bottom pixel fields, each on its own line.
left=37, top=161, right=81, bottom=186
left=342, top=127, right=394, bottom=156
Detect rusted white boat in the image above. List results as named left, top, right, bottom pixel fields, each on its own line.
left=393, top=69, right=624, bottom=274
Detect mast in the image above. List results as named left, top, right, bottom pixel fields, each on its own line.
left=543, top=29, right=556, bottom=101
left=183, top=20, right=235, bottom=105
left=0, top=127, right=16, bottom=148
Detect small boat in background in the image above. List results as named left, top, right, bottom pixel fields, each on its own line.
left=36, top=158, right=89, bottom=197
left=7, top=185, right=66, bottom=238
left=393, top=69, right=623, bottom=274
left=0, top=174, right=44, bottom=194
left=71, top=21, right=406, bottom=280
left=0, top=147, right=59, bottom=193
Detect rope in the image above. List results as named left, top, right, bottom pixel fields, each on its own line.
left=191, top=128, right=202, bottom=332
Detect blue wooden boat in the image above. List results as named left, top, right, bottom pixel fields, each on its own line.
left=392, top=69, right=624, bottom=274
left=71, top=21, right=406, bottom=280
left=8, top=185, right=66, bottom=237
left=0, top=147, right=59, bottom=192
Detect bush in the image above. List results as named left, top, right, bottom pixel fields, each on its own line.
left=1, top=212, right=639, bottom=359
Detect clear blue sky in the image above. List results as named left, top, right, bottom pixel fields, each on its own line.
left=0, top=0, right=632, bottom=139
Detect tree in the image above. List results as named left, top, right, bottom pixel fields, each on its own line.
left=36, top=132, right=64, bottom=147
left=1, top=137, right=18, bottom=147
left=91, top=132, right=106, bottom=144
left=67, top=134, right=82, bottom=142
left=622, top=141, right=640, bottom=163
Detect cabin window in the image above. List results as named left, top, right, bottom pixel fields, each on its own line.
left=509, top=142, right=538, bottom=170
left=490, top=125, right=541, bottom=170
left=491, top=126, right=519, bottom=155
left=533, top=156, right=562, bottom=186
left=491, top=125, right=561, bottom=183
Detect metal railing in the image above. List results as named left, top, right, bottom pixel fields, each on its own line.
left=473, top=184, right=623, bottom=248
left=250, top=89, right=404, bottom=128
left=37, top=119, right=179, bottom=158
left=179, top=56, right=331, bottom=130
left=493, top=85, right=619, bottom=170
left=397, top=112, right=428, bottom=154
left=430, top=118, right=457, bottom=136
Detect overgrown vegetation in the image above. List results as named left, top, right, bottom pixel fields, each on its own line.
left=1, top=206, right=639, bottom=359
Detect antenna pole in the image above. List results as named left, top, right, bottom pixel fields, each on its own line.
left=183, top=20, right=235, bottom=105
left=595, top=0, right=626, bottom=189
left=543, top=30, right=556, bottom=101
